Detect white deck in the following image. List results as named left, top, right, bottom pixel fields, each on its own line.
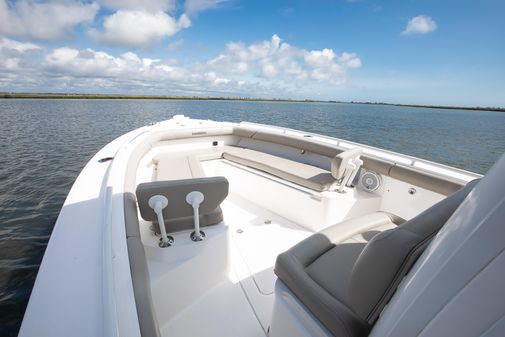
left=140, top=159, right=318, bottom=337
left=138, top=153, right=442, bottom=337
left=161, top=196, right=312, bottom=336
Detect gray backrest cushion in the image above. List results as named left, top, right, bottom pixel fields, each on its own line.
left=236, top=128, right=461, bottom=194
left=389, top=164, right=464, bottom=196
left=232, top=126, right=257, bottom=138
left=348, top=179, right=479, bottom=323
left=136, top=177, right=229, bottom=222
left=252, top=130, right=341, bottom=158
left=361, top=157, right=393, bottom=176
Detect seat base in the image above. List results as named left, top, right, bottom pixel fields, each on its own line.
left=269, top=281, right=334, bottom=337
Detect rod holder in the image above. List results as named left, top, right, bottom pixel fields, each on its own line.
left=186, top=191, right=205, bottom=241
left=148, top=195, right=174, bottom=248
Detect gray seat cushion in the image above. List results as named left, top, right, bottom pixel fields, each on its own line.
left=275, top=212, right=399, bottom=337
left=223, top=147, right=335, bottom=191
left=274, top=179, right=478, bottom=337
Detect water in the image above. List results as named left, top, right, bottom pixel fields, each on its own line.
left=0, top=99, right=504, bottom=336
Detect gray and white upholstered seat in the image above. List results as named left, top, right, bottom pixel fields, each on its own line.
left=274, top=179, right=479, bottom=337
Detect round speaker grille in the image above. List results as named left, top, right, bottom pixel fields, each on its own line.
left=360, top=171, right=381, bottom=192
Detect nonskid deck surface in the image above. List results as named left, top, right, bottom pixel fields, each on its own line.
left=224, top=194, right=314, bottom=330
left=145, top=192, right=314, bottom=337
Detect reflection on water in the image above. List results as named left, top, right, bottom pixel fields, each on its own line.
left=0, top=99, right=504, bottom=335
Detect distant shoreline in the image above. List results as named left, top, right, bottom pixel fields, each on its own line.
left=1, top=92, right=503, bottom=112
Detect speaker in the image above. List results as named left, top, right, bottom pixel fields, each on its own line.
left=360, top=171, right=381, bottom=192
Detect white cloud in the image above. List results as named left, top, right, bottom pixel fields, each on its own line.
left=91, top=10, right=191, bottom=48
left=39, top=46, right=241, bottom=94
left=0, top=37, right=41, bottom=71
left=0, top=37, right=41, bottom=54
left=184, top=0, right=228, bottom=15
left=0, top=0, right=98, bottom=41
left=0, top=0, right=226, bottom=49
left=304, top=48, right=336, bottom=67
left=402, top=15, right=437, bottom=35
left=1, top=35, right=361, bottom=98
left=45, top=47, right=115, bottom=77
left=43, top=46, right=214, bottom=85
left=205, top=35, right=361, bottom=85
left=98, top=0, right=175, bottom=12
left=339, top=52, right=362, bottom=68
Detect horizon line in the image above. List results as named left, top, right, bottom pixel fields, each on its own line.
left=1, top=92, right=504, bottom=112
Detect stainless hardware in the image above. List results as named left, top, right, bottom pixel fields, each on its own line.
left=148, top=195, right=173, bottom=248
left=186, top=191, right=205, bottom=241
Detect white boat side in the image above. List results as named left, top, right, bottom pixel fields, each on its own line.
left=20, top=116, right=494, bottom=337
left=18, top=125, right=150, bottom=337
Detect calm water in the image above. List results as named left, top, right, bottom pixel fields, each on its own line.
left=1, top=99, right=504, bottom=335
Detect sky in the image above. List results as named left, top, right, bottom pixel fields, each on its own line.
left=0, top=0, right=504, bottom=107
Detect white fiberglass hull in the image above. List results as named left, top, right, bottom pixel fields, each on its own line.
left=20, top=116, right=482, bottom=337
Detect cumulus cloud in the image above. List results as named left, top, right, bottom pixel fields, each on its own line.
left=402, top=15, right=437, bottom=35
left=42, top=46, right=243, bottom=93
left=0, top=0, right=98, bottom=41
left=205, top=34, right=361, bottom=85
left=1, top=35, right=361, bottom=98
left=0, top=0, right=225, bottom=49
left=37, top=46, right=244, bottom=95
left=90, top=10, right=191, bottom=48
left=44, top=47, right=191, bottom=81
left=98, top=0, right=176, bottom=12
left=0, top=37, right=40, bottom=54
left=0, top=37, right=41, bottom=71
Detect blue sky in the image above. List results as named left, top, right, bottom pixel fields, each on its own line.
left=0, top=0, right=504, bottom=106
